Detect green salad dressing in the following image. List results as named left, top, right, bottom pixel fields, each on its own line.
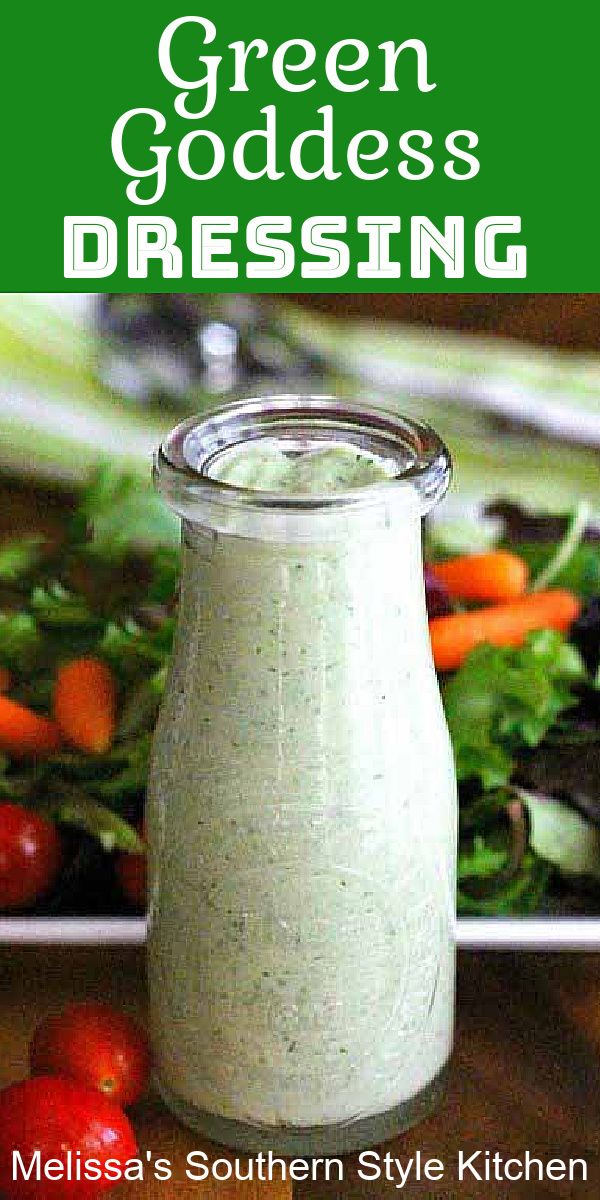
left=148, top=402, right=456, bottom=1154
left=208, top=442, right=398, bottom=493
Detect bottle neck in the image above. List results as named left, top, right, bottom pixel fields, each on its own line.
left=180, top=485, right=424, bottom=548
left=155, top=397, right=452, bottom=527
left=179, top=508, right=427, bottom=623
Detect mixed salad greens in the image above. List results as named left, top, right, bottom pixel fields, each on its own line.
left=428, top=503, right=600, bottom=914
left=0, top=472, right=177, bottom=913
left=0, top=471, right=599, bottom=917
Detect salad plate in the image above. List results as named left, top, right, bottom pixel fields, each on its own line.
left=0, top=456, right=598, bottom=950
left=4, top=916, right=600, bottom=950
left=0, top=477, right=595, bottom=945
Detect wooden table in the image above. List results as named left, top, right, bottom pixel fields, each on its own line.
left=2, top=946, right=600, bottom=1198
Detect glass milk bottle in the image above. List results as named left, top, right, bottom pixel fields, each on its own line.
left=147, top=396, right=457, bottom=1155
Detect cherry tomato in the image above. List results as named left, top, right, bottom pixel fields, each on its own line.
left=115, top=828, right=146, bottom=911
left=0, top=1075, right=138, bottom=1200
left=0, top=803, right=63, bottom=911
left=31, top=1002, right=151, bottom=1108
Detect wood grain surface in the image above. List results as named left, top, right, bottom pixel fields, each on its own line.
left=2, top=947, right=600, bottom=1198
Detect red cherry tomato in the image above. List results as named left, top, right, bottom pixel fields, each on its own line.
left=115, top=827, right=146, bottom=911
left=0, top=803, right=63, bottom=911
left=0, top=1076, right=138, bottom=1200
left=31, top=1002, right=151, bottom=1108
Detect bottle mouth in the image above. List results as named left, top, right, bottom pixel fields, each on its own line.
left=155, top=395, right=452, bottom=516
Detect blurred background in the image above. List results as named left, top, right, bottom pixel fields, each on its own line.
left=1, top=291, right=599, bottom=546
left=291, top=294, right=600, bottom=348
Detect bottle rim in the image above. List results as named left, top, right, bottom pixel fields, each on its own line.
left=154, top=395, right=452, bottom=516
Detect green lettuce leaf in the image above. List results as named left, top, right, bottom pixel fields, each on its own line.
left=0, top=536, right=46, bottom=584
left=43, top=793, right=144, bottom=854
left=443, top=630, right=587, bottom=789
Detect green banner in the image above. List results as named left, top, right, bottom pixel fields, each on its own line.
left=3, top=2, right=598, bottom=290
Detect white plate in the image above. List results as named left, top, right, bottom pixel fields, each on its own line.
left=2, top=917, right=600, bottom=951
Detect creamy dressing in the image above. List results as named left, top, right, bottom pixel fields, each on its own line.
left=207, top=442, right=399, bottom=493
left=148, top=428, right=456, bottom=1145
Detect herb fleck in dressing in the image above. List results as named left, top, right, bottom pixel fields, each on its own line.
left=149, top=404, right=456, bottom=1153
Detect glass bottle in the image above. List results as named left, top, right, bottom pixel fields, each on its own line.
left=148, top=395, right=457, bottom=1155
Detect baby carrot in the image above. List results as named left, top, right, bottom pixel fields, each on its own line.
left=431, top=551, right=529, bottom=603
left=54, top=657, right=117, bottom=754
left=429, top=589, right=581, bottom=672
left=0, top=696, right=62, bottom=759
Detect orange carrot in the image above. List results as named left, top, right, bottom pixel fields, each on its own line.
left=54, top=657, right=117, bottom=754
left=431, top=550, right=529, bottom=603
left=429, top=589, right=581, bottom=672
left=0, top=696, right=62, bottom=759
left=0, top=667, right=10, bottom=694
